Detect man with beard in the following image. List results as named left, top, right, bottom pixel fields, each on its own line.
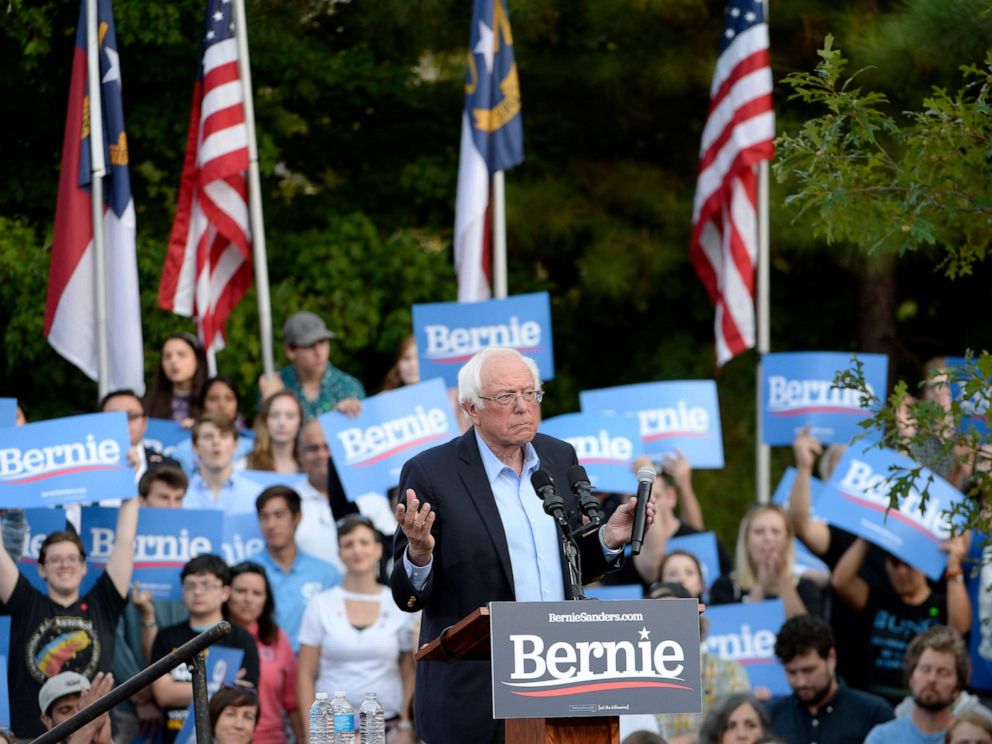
left=769, top=615, right=893, bottom=743
left=865, top=625, right=990, bottom=743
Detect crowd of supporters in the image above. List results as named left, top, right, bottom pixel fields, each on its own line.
left=0, top=314, right=987, bottom=744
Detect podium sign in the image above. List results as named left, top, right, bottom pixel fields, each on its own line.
left=489, top=599, right=702, bottom=719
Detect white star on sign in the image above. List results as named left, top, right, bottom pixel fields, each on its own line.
left=474, top=20, right=495, bottom=75
left=102, top=46, right=120, bottom=85
left=638, top=627, right=651, bottom=641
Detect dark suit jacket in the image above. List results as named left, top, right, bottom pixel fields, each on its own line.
left=390, top=429, right=613, bottom=744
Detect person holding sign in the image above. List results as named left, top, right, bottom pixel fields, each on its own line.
left=710, top=504, right=821, bottom=618
left=0, top=497, right=138, bottom=739
left=258, top=311, right=365, bottom=420
left=391, top=348, right=652, bottom=744
left=831, top=536, right=971, bottom=706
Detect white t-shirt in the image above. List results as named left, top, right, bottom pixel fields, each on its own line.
left=296, top=481, right=345, bottom=574
left=298, top=585, right=415, bottom=717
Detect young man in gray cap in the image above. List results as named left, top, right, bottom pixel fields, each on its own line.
left=258, top=310, right=364, bottom=419
left=38, top=671, right=114, bottom=744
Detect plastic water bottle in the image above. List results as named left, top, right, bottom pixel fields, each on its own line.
left=331, top=690, right=356, bottom=744
left=359, top=693, right=385, bottom=744
left=309, top=693, right=333, bottom=744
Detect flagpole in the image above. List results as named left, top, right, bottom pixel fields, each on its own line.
left=232, top=0, right=275, bottom=378
left=755, top=0, right=772, bottom=504
left=86, top=0, right=110, bottom=400
left=492, top=171, right=508, bottom=299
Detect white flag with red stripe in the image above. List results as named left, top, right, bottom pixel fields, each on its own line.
left=691, top=0, right=775, bottom=366
left=159, top=0, right=251, bottom=356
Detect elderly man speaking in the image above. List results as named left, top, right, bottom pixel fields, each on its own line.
left=391, top=347, right=654, bottom=744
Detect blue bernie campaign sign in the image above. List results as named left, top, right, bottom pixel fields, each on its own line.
left=703, top=600, right=789, bottom=696
left=580, top=381, right=724, bottom=468
left=240, top=469, right=307, bottom=490
left=0, top=399, right=15, bottom=427
left=822, top=445, right=965, bottom=580
left=539, top=412, right=642, bottom=493
left=667, top=532, right=720, bottom=598
left=585, top=584, right=643, bottom=600
left=0, top=617, right=8, bottom=729
left=413, top=291, right=554, bottom=387
left=143, top=418, right=189, bottom=458
left=173, top=646, right=244, bottom=744
left=948, top=356, right=989, bottom=435
left=761, top=352, right=887, bottom=446
left=0, top=412, right=135, bottom=508
left=221, top=511, right=265, bottom=565
left=320, top=378, right=456, bottom=502
left=81, top=506, right=223, bottom=600
left=20, top=508, right=81, bottom=594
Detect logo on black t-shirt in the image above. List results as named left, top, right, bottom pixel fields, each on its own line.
left=25, top=615, right=100, bottom=682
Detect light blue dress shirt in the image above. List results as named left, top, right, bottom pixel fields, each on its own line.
left=249, top=547, right=341, bottom=652
left=184, top=471, right=262, bottom=514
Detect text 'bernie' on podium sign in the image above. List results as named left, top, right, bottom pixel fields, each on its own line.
left=489, top=599, right=702, bottom=719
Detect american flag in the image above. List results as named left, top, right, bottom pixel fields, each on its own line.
left=159, top=0, right=251, bottom=357
left=690, top=0, right=775, bottom=366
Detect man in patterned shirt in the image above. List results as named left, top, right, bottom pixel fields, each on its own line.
left=258, top=311, right=365, bottom=419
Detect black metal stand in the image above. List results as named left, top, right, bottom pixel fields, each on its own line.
left=189, top=651, right=211, bottom=744
left=31, top=622, right=232, bottom=744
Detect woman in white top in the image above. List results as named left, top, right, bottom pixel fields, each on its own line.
left=298, top=514, right=416, bottom=743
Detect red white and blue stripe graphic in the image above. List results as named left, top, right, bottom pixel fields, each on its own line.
left=159, top=0, right=251, bottom=356
left=690, top=0, right=775, bottom=366
left=45, top=0, right=144, bottom=393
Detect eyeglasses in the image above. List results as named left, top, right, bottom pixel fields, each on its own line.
left=182, top=581, right=224, bottom=594
left=302, top=443, right=329, bottom=454
left=479, top=390, right=543, bottom=407
left=126, top=412, right=147, bottom=421
left=45, top=554, right=84, bottom=567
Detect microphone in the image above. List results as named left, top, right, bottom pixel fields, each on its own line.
left=531, top=470, right=568, bottom=528
left=567, top=465, right=601, bottom=525
left=631, top=465, right=655, bottom=556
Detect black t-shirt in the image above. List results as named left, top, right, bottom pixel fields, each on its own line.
left=860, top=585, right=946, bottom=705
left=708, top=573, right=824, bottom=617
left=1, top=571, right=126, bottom=738
left=151, top=621, right=260, bottom=744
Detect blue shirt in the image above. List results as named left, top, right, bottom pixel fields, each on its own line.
left=865, top=716, right=945, bottom=744
left=250, top=547, right=340, bottom=652
left=184, top=471, right=262, bottom=514
left=474, top=430, right=564, bottom=602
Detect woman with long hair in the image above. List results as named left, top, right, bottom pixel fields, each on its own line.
left=223, top=562, right=301, bottom=744
left=246, top=391, right=304, bottom=473
left=145, top=333, right=209, bottom=424
left=298, top=515, right=416, bottom=743
left=382, top=336, right=419, bottom=391
left=709, top=503, right=821, bottom=618
left=173, top=376, right=255, bottom=474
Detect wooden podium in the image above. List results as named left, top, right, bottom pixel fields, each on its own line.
left=416, top=607, right=620, bottom=744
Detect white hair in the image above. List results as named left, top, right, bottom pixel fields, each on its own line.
left=457, top=347, right=541, bottom=409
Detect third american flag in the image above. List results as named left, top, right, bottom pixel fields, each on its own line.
left=690, top=0, right=774, bottom=366
left=159, top=0, right=252, bottom=355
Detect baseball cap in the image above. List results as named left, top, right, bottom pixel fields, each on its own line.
left=283, top=312, right=335, bottom=347
left=39, top=672, right=90, bottom=716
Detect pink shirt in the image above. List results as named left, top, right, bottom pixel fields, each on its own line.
left=245, top=623, right=298, bottom=744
